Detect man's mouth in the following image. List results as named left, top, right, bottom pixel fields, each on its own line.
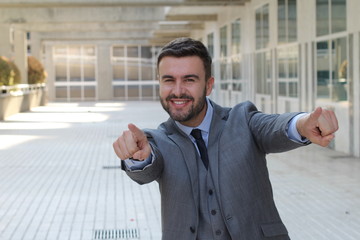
left=169, top=99, right=192, bottom=108
left=172, top=100, right=189, bottom=105
left=166, top=95, right=194, bottom=107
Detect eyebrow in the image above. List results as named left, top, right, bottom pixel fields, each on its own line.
left=183, top=74, right=200, bottom=80
left=160, top=74, right=200, bottom=80
left=161, top=75, right=174, bottom=79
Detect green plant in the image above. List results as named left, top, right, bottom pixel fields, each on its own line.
left=0, top=56, right=15, bottom=86
left=28, top=56, right=47, bottom=84
left=8, top=60, right=21, bottom=85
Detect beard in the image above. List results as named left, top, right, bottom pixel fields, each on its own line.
left=160, top=88, right=207, bottom=123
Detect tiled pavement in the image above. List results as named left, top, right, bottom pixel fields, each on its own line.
left=0, top=101, right=359, bottom=240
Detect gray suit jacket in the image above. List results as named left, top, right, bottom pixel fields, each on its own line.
left=122, top=100, right=307, bottom=240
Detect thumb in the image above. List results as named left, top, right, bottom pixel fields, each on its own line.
left=309, top=107, right=322, bottom=124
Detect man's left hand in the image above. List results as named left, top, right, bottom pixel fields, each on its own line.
left=296, top=107, right=339, bottom=147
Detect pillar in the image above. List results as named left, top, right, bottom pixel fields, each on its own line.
left=13, top=30, right=28, bottom=84
left=0, top=24, right=12, bottom=57
left=44, top=43, right=55, bottom=101
left=97, top=43, right=113, bottom=100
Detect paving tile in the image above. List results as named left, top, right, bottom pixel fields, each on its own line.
left=0, top=101, right=359, bottom=240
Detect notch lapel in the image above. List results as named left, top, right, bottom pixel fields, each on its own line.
left=207, top=101, right=230, bottom=194
left=164, top=119, right=200, bottom=209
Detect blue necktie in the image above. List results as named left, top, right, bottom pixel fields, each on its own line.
left=191, top=129, right=209, bottom=169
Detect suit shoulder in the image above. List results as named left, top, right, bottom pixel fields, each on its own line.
left=230, top=101, right=260, bottom=118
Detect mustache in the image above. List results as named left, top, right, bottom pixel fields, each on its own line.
left=165, top=94, right=194, bottom=101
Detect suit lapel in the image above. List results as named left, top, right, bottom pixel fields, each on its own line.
left=163, top=119, right=200, bottom=206
left=207, top=101, right=231, bottom=192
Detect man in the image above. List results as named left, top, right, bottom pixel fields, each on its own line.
left=113, top=38, right=338, bottom=240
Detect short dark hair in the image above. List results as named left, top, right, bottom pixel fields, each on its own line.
left=157, top=37, right=212, bottom=80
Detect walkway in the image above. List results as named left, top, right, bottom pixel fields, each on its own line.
left=0, top=101, right=359, bottom=240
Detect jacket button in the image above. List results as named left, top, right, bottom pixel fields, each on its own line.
left=190, top=226, right=196, bottom=233
left=208, top=189, right=213, bottom=195
left=211, top=209, right=217, bottom=215
left=215, top=230, right=222, bottom=235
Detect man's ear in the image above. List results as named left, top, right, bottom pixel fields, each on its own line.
left=206, top=77, right=215, bottom=96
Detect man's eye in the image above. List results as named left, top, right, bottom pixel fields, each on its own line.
left=185, top=79, right=195, bottom=82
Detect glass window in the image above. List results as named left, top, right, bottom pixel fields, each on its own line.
left=53, top=45, right=97, bottom=101
left=142, top=85, right=153, bottom=99
left=69, top=63, right=81, bottom=82
left=331, top=0, right=347, bottom=34
left=68, top=46, right=81, bottom=56
left=141, top=46, right=152, bottom=59
left=278, top=0, right=287, bottom=43
left=127, top=46, right=139, bottom=81
left=232, top=56, right=242, bottom=91
left=127, top=46, right=139, bottom=58
left=220, top=25, right=228, bottom=90
left=278, top=0, right=297, bottom=44
left=54, top=46, right=67, bottom=56
left=220, top=26, right=227, bottom=58
left=231, top=18, right=242, bottom=92
left=332, top=37, right=347, bottom=101
left=84, top=86, right=96, bottom=98
left=141, top=63, right=153, bottom=80
left=288, top=0, right=297, bottom=42
left=256, top=4, right=270, bottom=49
left=113, top=65, right=125, bottom=81
left=55, top=86, right=67, bottom=98
left=316, top=37, right=348, bottom=101
left=316, top=0, right=346, bottom=37
left=55, top=63, right=67, bottom=82
left=84, top=46, right=95, bottom=57
left=113, top=47, right=125, bottom=58
left=316, top=41, right=330, bottom=98
left=112, top=45, right=160, bottom=100
left=231, top=19, right=241, bottom=55
left=70, top=86, right=81, bottom=98
left=128, top=63, right=139, bottom=81
left=256, top=51, right=272, bottom=95
left=128, top=85, right=140, bottom=98
left=207, top=33, right=214, bottom=58
left=277, top=46, right=299, bottom=98
left=113, top=86, right=125, bottom=98
left=140, top=46, right=153, bottom=80
left=316, top=0, right=330, bottom=36
left=83, top=63, right=95, bottom=82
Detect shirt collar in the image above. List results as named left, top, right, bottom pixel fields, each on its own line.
left=175, top=97, right=213, bottom=137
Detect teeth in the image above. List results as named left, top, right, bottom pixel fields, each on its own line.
left=173, top=101, right=186, bottom=105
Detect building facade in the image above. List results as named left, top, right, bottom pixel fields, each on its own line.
left=0, top=0, right=359, bottom=157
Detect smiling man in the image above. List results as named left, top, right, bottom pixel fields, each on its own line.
left=159, top=55, right=213, bottom=127
left=113, top=38, right=338, bottom=240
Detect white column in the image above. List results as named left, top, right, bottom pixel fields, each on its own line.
left=29, top=32, right=42, bottom=61
left=44, top=43, right=55, bottom=101
left=13, top=30, right=28, bottom=84
left=97, top=43, right=113, bottom=100
left=0, top=24, right=12, bottom=58
left=352, top=33, right=360, bottom=157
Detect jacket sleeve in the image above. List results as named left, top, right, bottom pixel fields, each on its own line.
left=244, top=101, right=309, bottom=153
left=121, top=138, right=164, bottom=185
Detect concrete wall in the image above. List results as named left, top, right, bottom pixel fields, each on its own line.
left=0, top=84, right=47, bottom=120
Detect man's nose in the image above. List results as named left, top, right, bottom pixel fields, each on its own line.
left=172, top=81, right=185, bottom=96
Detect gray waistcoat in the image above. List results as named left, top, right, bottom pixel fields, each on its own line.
left=197, top=159, right=232, bottom=240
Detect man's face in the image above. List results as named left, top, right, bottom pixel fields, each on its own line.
left=158, top=56, right=214, bottom=127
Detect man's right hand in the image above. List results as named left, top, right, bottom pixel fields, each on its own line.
left=113, top=123, right=151, bottom=161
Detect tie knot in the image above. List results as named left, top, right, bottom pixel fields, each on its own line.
left=191, top=129, right=203, bottom=140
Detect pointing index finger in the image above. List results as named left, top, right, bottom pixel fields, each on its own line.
left=128, top=123, right=146, bottom=140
